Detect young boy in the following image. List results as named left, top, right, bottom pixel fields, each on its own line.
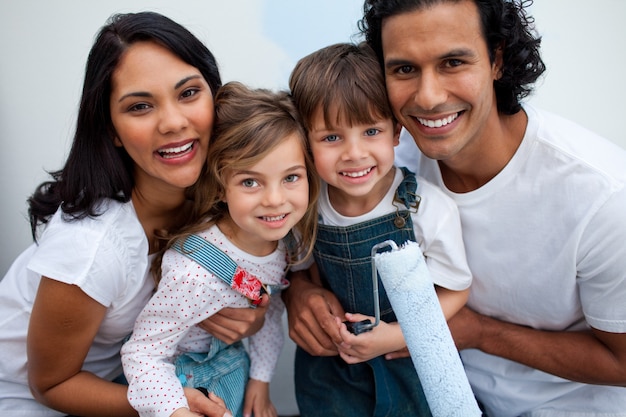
left=287, top=42, right=472, bottom=416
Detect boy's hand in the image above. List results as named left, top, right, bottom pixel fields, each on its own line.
left=283, top=269, right=345, bottom=356
left=337, top=313, right=405, bottom=364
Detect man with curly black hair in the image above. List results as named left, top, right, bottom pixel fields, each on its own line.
left=284, top=1, right=626, bottom=416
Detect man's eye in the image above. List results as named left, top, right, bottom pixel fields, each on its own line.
left=446, top=59, right=464, bottom=68
left=398, top=65, right=413, bottom=74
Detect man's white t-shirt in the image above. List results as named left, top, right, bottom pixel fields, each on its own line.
left=396, top=105, right=626, bottom=416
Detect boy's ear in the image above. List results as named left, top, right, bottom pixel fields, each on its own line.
left=393, top=123, right=402, bottom=146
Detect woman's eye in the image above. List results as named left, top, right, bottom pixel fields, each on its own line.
left=128, top=102, right=151, bottom=112
left=181, top=88, right=199, bottom=99
left=181, top=88, right=201, bottom=100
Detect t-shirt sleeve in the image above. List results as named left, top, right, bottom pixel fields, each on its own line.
left=577, top=185, right=626, bottom=333
left=27, top=206, right=148, bottom=307
left=247, top=293, right=285, bottom=382
left=122, top=249, right=236, bottom=417
left=412, top=184, right=473, bottom=291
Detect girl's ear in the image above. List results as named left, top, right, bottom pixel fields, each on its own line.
left=113, top=136, right=123, bottom=147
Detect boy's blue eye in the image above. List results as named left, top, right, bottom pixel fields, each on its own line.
left=365, top=128, right=379, bottom=136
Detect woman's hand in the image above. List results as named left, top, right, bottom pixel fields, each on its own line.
left=184, top=387, right=232, bottom=417
left=197, top=295, right=269, bottom=344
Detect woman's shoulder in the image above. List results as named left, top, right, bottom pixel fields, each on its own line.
left=39, top=199, right=146, bottom=257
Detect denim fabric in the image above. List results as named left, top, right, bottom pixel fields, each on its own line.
left=176, top=339, right=250, bottom=417
left=295, top=169, right=432, bottom=417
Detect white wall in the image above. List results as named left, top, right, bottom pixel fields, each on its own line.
left=1, top=1, right=625, bottom=415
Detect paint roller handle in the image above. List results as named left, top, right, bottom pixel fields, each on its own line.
left=344, top=319, right=374, bottom=335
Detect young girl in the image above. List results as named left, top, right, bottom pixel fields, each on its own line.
left=121, top=81, right=319, bottom=417
left=286, top=43, right=473, bottom=416
left=0, top=12, right=241, bottom=417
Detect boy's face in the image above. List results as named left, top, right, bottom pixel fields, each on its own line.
left=308, top=106, right=400, bottom=213
left=381, top=0, right=502, bottom=166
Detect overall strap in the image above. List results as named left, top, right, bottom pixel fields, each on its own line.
left=396, top=167, right=421, bottom=211
left=172, top=234, right=288, bottom=307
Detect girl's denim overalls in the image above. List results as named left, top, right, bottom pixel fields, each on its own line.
left=295, top=168, right=432, bottom=417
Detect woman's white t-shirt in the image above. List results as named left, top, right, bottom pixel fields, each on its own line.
left=0, top=199, right=154, bottom=416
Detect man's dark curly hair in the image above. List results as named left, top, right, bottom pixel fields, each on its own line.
left=358, top=0, right=546, bottom=115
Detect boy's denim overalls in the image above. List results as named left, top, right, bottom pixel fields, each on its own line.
left=295, top=168, right=433, bottom=417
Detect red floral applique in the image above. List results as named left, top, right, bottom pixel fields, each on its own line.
left=231, top=266, right=263, bottom=304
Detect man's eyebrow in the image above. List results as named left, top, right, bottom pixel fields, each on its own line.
left=384, top=48, right=477, bottom=68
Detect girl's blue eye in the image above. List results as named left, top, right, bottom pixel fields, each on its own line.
left=285, top=174, right=299, bottom=183
left=323, top=134, right=339, bottom=142
left=242, top=179, right=258, bottom=187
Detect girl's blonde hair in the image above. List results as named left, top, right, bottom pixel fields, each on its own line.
left=154, top=82, right=319, bottom=281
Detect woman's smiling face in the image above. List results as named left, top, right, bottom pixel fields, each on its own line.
left=109, top=40, right=214, bottom=194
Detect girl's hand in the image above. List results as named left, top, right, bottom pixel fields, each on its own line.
left=336, top=313, right=406, bottom=364
left=243, top=379, right=277, bottom=417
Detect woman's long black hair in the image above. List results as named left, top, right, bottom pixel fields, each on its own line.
left=28, top=11, right=222, bottom=241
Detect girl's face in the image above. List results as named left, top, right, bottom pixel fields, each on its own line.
left=222, top=133, right=310, bottom=256
left=109, top=41, right=214, bottom=197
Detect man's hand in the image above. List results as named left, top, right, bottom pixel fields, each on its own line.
left=448, top=306, right=626, bottom=386
left=197, top=295, right=269, bottom=344
left=283, top=268, right=345, bottom=356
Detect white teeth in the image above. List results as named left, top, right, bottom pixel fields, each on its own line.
left=341, top=167, right=373, bottom=178
left=262, top=214, right=286, bottom=222
left=417, top=113, right=458, bottom=128
left=158, top=142, right=193, bottom=158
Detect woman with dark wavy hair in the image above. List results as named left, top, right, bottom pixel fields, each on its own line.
left=284, top=1, right=626, bottom=416
left=0, top=12, right=261, bottom=417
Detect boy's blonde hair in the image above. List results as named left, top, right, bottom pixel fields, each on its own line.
left=289, top=42, right=396, bottom=131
